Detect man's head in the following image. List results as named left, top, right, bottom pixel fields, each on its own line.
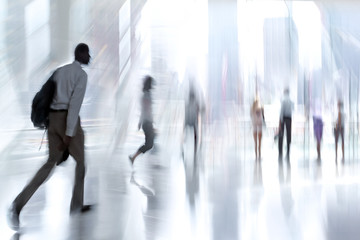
left=74, top=43, right=90, bottom=65
left=255, top=94, right=260, bottom=103
left=338, top=100, right=343, bottom=110
left=284, top=88, right=290, bottom=96
left=189, top=88, right=195, bottom=100
left=143, top=75, right=153, bottom=92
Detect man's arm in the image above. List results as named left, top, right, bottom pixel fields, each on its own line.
left=66, top=73, right=87, bottom=137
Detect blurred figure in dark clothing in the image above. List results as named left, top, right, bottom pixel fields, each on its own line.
left=129, top=76, right=155, bottom=165
left=278, top=88, right=294, bottom=159
left=182, top=85, right=202, bottom=158
left=334, top=100, right=345, bottom=162
left=312, top=99, right=323, bottom=160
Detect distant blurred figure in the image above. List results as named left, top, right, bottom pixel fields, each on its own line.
left=129, top=76, right=155, bottom=165
left=334, top=100, right=345, bottom=161
left=182, top=85, right=202, bottom=158
left=250, top=95, right=265, bottom=159
left=278, top=88, right=294, bottom=159
left=7, top=43, right=92, bottom=231
left=312, top=99, right=323, bottom=160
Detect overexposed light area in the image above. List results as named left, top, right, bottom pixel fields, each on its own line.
left=25, top=0, right=50, bottom=36
left=119, top=0, right=130, bottom=39
left=0, top=0, right=6, bottom=50
left=26, top=24, right=50, bottom=76
left=138, top=0, right=208, bottom=93
left=237, top=1, right=289, bottom=89
left=119, top=0, right=131, bottom=81
left=292, top=1, right=322, bottom=70
left=179, top=0, right=208, bottom=92
left=25, top=0, right=50, bottom=76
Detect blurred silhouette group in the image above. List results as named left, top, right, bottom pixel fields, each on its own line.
left=6, top=43, right=349, bottom=232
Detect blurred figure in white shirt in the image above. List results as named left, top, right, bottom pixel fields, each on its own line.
left=278, top=88, right=294, bottom=160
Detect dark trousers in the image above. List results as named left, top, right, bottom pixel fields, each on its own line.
left=13, top=112, right=85, bottom=213
left=184, top=123, right=198, bottom=153
left=279, top=117, right=292, bottom=156
left=334, top=126, right=344, bottom=144
left=138, top=121, right=154, bottom=153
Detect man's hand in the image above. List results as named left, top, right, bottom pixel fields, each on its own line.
left=58, top=135, right=72, bottom=151
left=63, top=135, right=72, bottom=146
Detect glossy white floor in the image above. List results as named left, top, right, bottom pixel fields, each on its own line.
left=2, top=0, right=360, bottom=239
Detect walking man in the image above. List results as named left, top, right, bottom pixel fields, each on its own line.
left=278, top=88, right=294, bottom=160
left=8, top=43, right=92, bottom=230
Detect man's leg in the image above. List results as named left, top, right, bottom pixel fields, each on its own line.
left=8, top=156, right=58, bottom=230
left=68, top=119, right=85, bottom=213
left=335, top=129, right=339, bottom=160
left=341, top=127, right=345, bottom=160
left=139, top=122, right=154, bottom=153
left=286, top=118, right=292, bottom=157
left=130, top=122, right=155, bottom=163
left=253, top=131, right=257, bottom=158
left=258, top=131, right=262, bottom=159
left=181, top=124, right=188, bottom=159
left=194, top=125, right=198, bottom=156
left=9, top=115, right=63, bottom=229
left=12, top=157, right=58, bottom=213
left=278, top=121, right=284, bottom=157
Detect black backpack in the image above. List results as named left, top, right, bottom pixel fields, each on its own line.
left=31, top=72, right=57, bottom=129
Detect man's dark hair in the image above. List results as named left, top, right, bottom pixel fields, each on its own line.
left=74, top=43, right=90, bottom=64
left=143, top=75, right=153, bottom=92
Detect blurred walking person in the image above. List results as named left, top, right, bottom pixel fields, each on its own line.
left=182, top=85, right=202, bottom=158
left=278, top=88, right=294, bottom=160
left=8, top=43, right=92, bottom=230
left=129, top=76, right=155, bottom=164
left=313, top=99, right=323, bottom=160
left=334, top=100, right=345, bottom=162
left=250, top=95, right=265, bottom=159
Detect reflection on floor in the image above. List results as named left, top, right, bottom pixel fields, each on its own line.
left=3, top=130, right=360, bottom=240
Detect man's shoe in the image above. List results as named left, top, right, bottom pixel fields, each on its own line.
left=81, top=205, right=92, bottom=213
left=70, top=204, right=93, bottom=215
left=128, top=155, right=134, bottom=166
left=7, top=205, right=19, bottom=231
